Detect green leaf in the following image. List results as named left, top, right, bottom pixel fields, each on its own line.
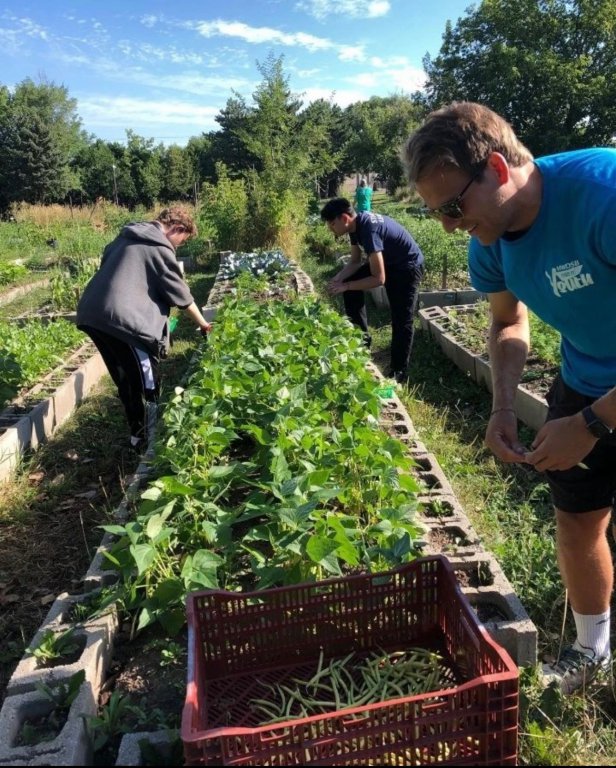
left=136, top=606, right=156, bottom=633
left=306, top=535, right=338, bottom=564
left=145, top=515, right=164, bottom=540
left=129, top=543, right=157, bottom=575
left=245, top=425, right=272, bottom=445
left=158, top=607, right=186, bottom=636
left=99, top=524, right=128, bottom=536
left=152, top=578, right=184, bottom=607
left=140, top=486, right=163, bottom=501
left=399, top=473, right=420, bottom=492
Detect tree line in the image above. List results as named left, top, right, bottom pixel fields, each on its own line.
left=0, top=0, right=614, bottom=217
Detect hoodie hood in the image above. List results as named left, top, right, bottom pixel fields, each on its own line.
left=121, top=221, right=174, bottom=250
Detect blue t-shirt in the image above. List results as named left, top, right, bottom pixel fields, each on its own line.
left=350, top=212, right=424, bottom=271
left=469, top=147, right=616, bottom=397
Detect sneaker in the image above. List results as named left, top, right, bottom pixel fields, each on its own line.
left=541, top=646, right=610, bottom=694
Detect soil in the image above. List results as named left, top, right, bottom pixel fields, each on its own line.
left=428, top=527, right=472, bottom=553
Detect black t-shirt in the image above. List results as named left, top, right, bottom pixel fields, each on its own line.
left=349, top=212, right=424, bottom=270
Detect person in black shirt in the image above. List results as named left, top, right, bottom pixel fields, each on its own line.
left=320, top=197, right=424, bottom=383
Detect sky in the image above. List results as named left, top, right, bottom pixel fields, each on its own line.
left=0, top=0, right=473, bottom=146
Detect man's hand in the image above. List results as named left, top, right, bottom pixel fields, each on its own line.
left=327, top=279, right=347, bottom=296
left=485, top=409, right=529, bottom=463
left=199, top=323, right=212, bottom=336
left=524, top=414, right=596, bottom=471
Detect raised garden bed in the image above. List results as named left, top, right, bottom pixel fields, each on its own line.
left=0, top=342, right=107, bottom=482
left=419, top=303, right=560, bottom=431
left=0, top=263, right=538, bottom=765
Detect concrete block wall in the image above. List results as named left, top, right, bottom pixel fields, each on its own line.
left=419, top=305, right=549, bottom=431
left=0, top=343, right=107, bottom=482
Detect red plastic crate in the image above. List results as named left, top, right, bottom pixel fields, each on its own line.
left=182, top=555, right=519, bottom=766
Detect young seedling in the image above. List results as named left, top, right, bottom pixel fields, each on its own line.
left=18, top=670, right=86, bottom=746
left=26, top=627, right=81, bottom=667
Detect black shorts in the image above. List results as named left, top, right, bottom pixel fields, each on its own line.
left=544, top=375, right=616, bottom=513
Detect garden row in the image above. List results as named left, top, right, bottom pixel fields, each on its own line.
left=0, top=253, right=535, bottom=765
left=419, top=304, right=560, bottom=431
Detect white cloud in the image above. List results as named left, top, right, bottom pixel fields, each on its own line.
left=296, top=0, right=390, bottom=20
left=339, top=46, right=365, bottom=63
left=355, top=72, right=378, bottom=87
left=78, top=95, right=220, bottom=129
left=0, top=15, right=48, bottom=53
left=301, top=86, right=370, bottom=108
left=193, top=18, right=365, bottom=61
left=387, top=65, right=427, bottom=92
left=196, top=20, right=327, bottom=51
left=140, top=15, right=159, bottom=28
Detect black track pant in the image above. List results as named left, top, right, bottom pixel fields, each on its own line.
left=79, top=326, right=159, bottom=439
left=342, top=262, right=423, bottom=373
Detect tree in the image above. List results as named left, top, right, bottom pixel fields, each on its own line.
left=159, top=145, right=193, bottom=202
left=210, top=95, right=257, bottom=176
left=423, top=0, right=616, bottom=154
left=124, top=131, right=161, bottom=208
left=237, top=54, right=312, bottom=250
left=298, top=99, right=347, bottom=198
left=76, top=140, right=118, bottom=202
left=9, top=77, right=87, bottom=193
left=2, top=110, right=65, bottom=204
left=343, top=95, right=423, bottom=192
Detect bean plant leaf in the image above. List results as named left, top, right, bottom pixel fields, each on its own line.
left=130, top=543, right=157, bottom=576
left=306, top=535, right=338, bottom=564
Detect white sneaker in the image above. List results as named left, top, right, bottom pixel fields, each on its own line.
left=542, top=646, right=610, bottom=694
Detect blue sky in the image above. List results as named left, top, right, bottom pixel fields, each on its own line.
left=0, top=0, right=473, bottom=145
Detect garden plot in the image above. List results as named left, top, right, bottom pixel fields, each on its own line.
left=1, top=258, right=535, bottom=765
left=419, top=303, right=560, bottom=430
left=0, top=320, right=108, bottom=482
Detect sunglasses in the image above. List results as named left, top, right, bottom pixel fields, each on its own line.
left=422, top=171, right=481, bottom=220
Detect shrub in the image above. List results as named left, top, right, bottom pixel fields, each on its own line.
left=304, top=224, right=338, bottom=262
left=199, top=163, right=248, bottom=251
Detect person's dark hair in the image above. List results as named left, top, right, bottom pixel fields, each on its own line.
left=402, top=101, right=533, bottom=184
left=320, top=198, right=355, bottom=221
left=156, top=206, right=198, bottom=238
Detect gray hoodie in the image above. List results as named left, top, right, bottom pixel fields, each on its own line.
left=76, top=221, right=194, bottom=357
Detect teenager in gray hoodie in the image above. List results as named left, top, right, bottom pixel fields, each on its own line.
left=77, top=207, right=211, bottom=448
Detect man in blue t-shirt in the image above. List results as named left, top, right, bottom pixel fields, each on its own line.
left=320, top=197, right=424, bottom=383
left=403, top=101, right=616, bottom=694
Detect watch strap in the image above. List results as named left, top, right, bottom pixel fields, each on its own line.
left=582, top=406, right=612, bottom=438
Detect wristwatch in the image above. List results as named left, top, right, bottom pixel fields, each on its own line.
left=581, top=406, right=613, bottom=439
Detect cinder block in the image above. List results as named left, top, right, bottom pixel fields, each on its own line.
left=514, top=386, right=548, bottom=431
left=421, top=519, right=483, bottom=558
left=115, top=730, right=178, bottom=766
left=82, top=532, right=121, bottom=591
left=464, top=589, right=537, bottom=666
left=0, top=675, right=95, bottom=765
left=6, top=613, right=117, bottom=698
left=474, top=355, right=494, bottom=394
left=28, top=399, right=56, bottom=450
left=0, top=415, right=31, bottom=482
left=417, top=290, right=457, bottom=309
left=418, top=305, right=447, bottom=333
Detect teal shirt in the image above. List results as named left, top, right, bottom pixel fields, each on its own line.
left=354, top=186, right=373, bottom=212
left=469, top=148, right=616, bottom=397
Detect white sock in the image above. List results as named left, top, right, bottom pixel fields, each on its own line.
left=572, top=609, right=611, bottom=660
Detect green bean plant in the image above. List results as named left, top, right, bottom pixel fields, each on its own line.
left=99, top=287, right=425, bottom=636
